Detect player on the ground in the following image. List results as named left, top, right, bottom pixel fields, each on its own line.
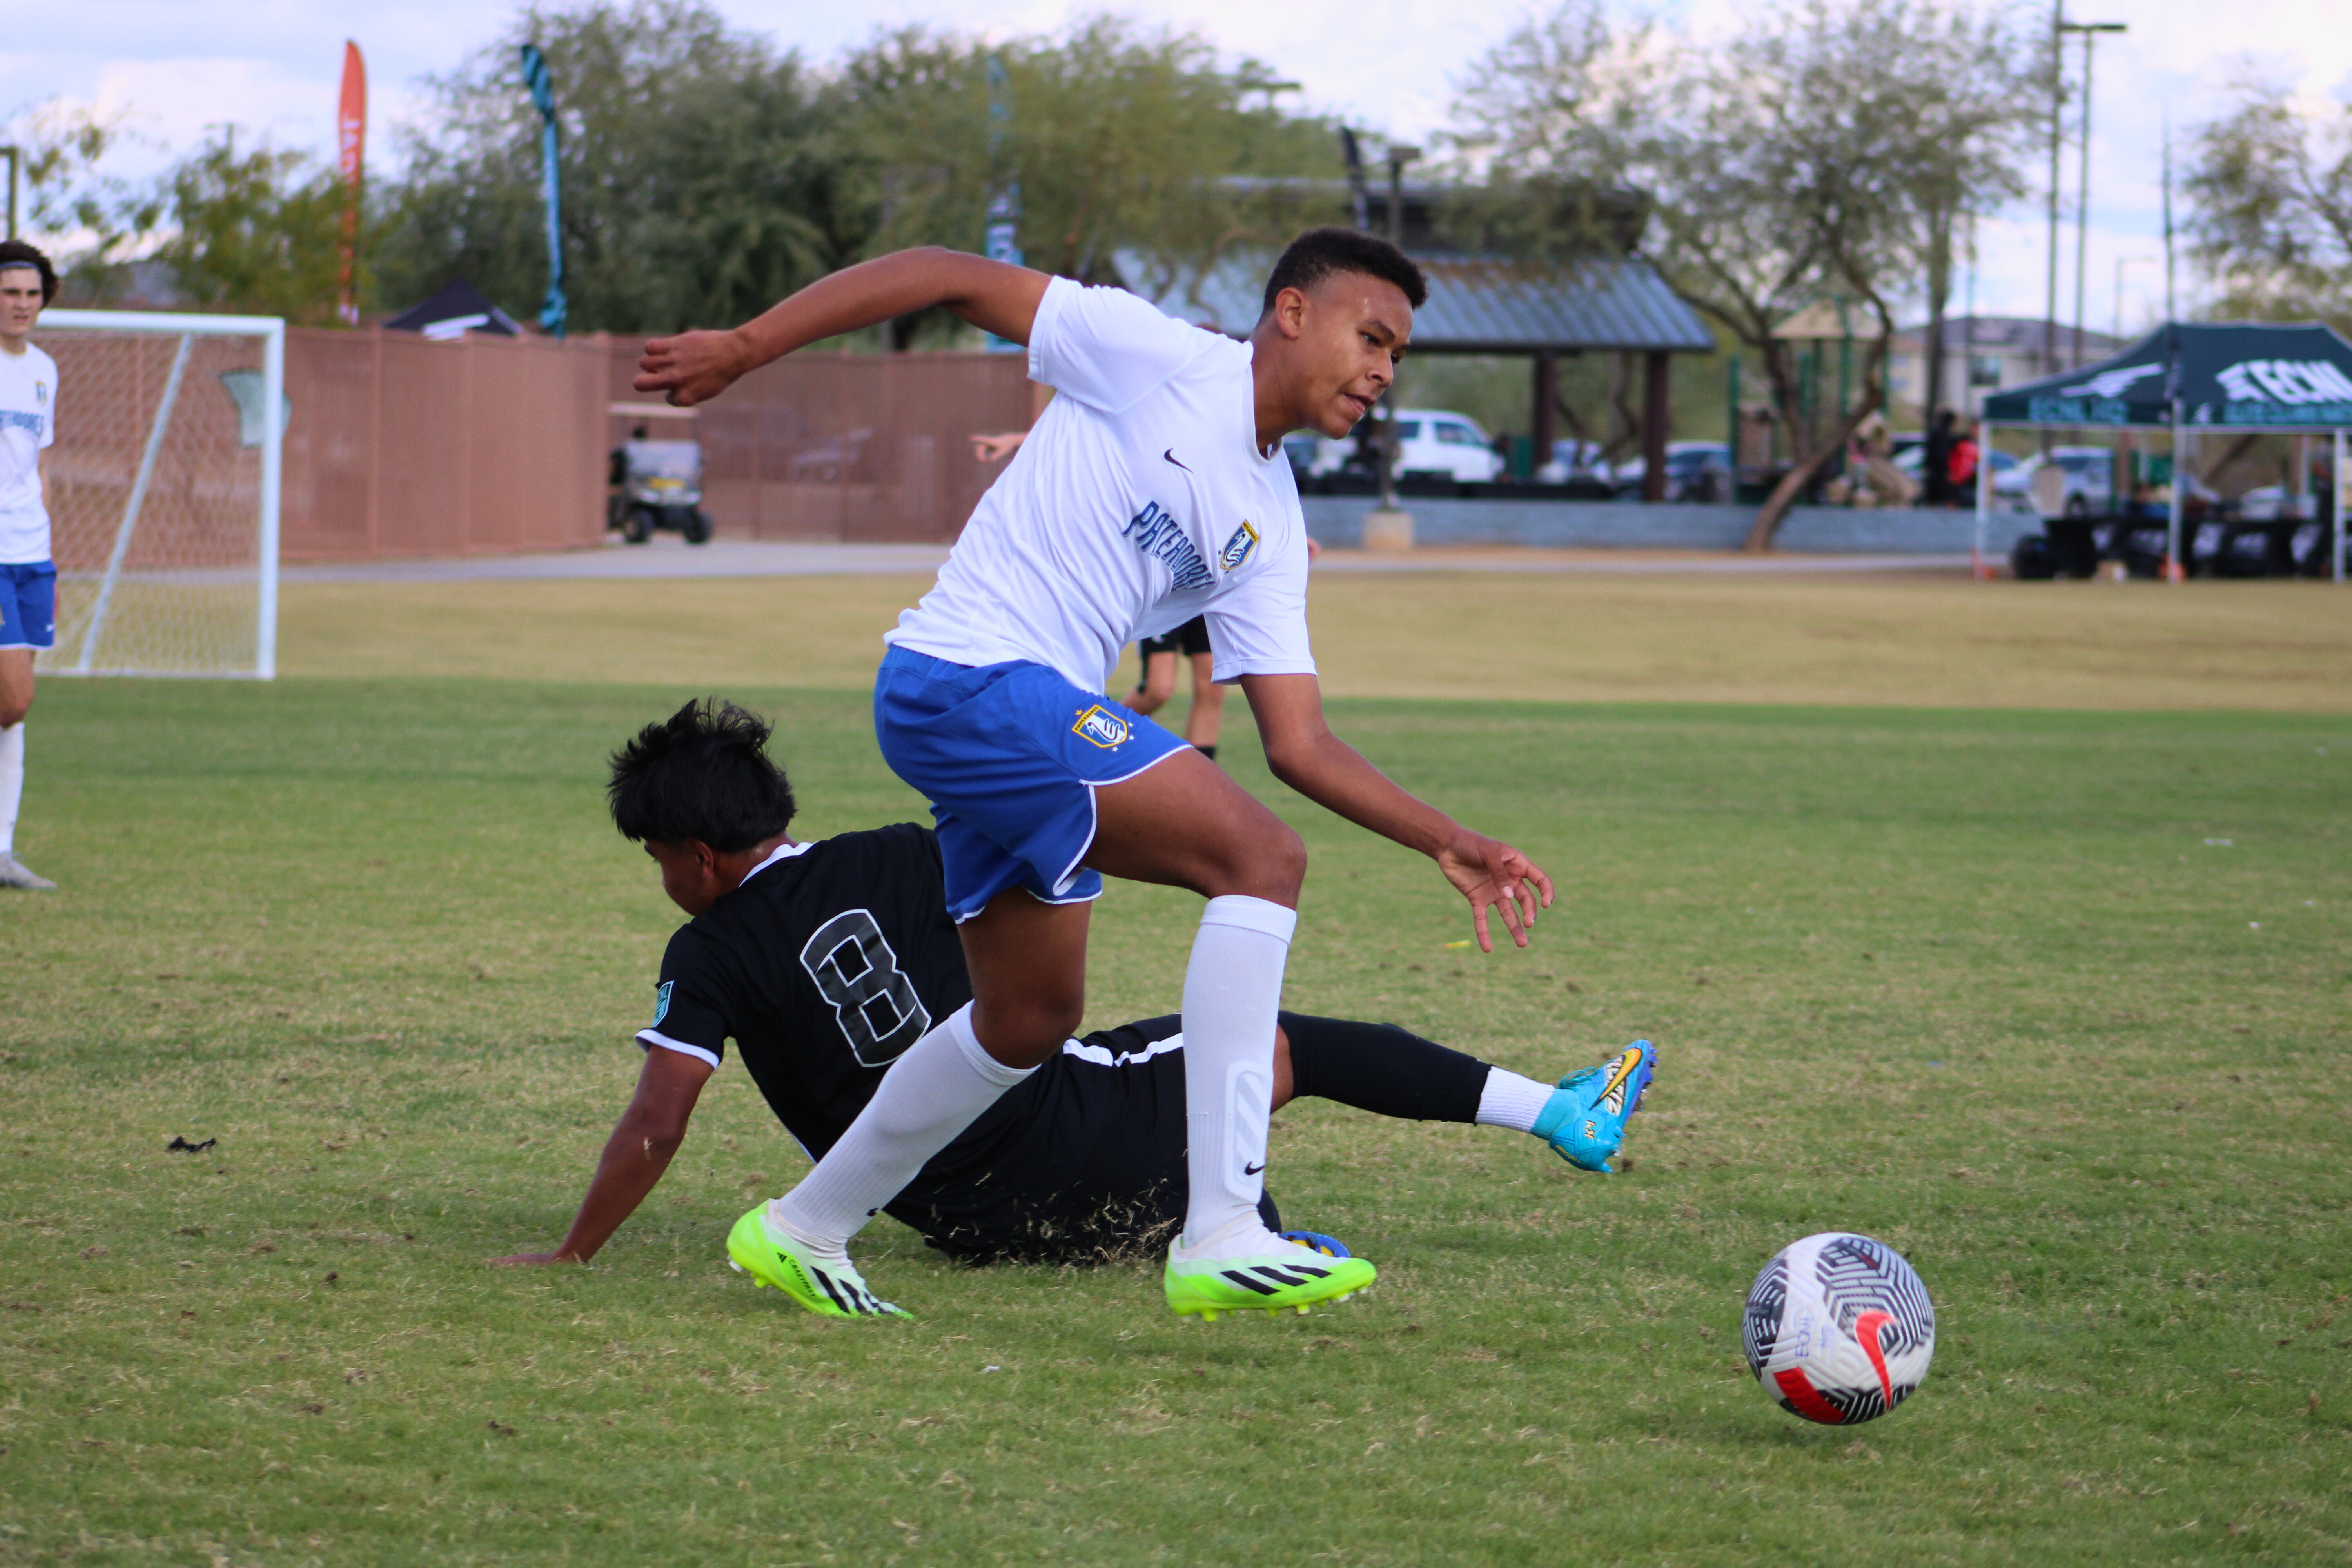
left=0, top=242, right=59, bottom=892
left=636, top=229, right=1555, bottom=1323
left=488, top=701, right=1653, bottom=1305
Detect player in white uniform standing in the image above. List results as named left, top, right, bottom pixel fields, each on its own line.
left=635, top=229, right=1592, bottom=1323
left=0, top=242, right=59, bottom=892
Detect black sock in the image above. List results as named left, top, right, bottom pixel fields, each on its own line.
left=1196, top=744, right=1217, bottom=761
left=1278, top=1012, right=1488, bottom=1124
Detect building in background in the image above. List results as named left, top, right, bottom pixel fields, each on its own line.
left=1888, top=316, right=2124, bottom=420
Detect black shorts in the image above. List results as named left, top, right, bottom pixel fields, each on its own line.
left=883, top=1014, right=1281, bottom=1263
left=1137, top=615, right=1212, bottom=661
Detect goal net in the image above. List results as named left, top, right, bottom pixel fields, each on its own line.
left=34, top=310, right=283, bottom=679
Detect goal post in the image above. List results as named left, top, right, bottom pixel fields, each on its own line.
left=34, top=309, right=284, bottom=679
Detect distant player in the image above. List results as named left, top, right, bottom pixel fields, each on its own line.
left=488, top=701, right=1652, bottom=1287
left=0, top=241, right=58, bottom=891
left=637, top=229, right=1557, bottom=1323
left=1127, top=615, right=1225, bottom=760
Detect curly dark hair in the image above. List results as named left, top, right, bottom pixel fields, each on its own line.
left=607, top=698, right=797, bottom=851
left=1260, top=227, right=1427, bottom=315
left=0, top=241, right=58, bottom=306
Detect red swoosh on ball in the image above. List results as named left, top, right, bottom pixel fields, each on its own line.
left=1772, top=1367, right=1846, bottom=1424
left=1853, top=1310, right=1895, bottom=1406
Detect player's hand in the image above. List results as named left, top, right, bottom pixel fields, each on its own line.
left=970, top=431, right=1026, bottom=463
left=1435, top=829, right=1553, bottom=953
left=634, top=329, right=750, bottom=407
left=486, top=1251, right=575, bottom=1267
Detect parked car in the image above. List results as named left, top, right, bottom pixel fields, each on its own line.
left=1612, top=442, right=1732, bottom=501
left=1534, top=439, right=1615, bottom=485
left=2011, top=446, right=2118, bottom=517
left=1296, top=410, right=1506, bottom=483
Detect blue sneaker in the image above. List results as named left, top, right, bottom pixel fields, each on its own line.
left=1530, top=1041, right=1656, bottom=1172
left=1279, top=1230, right=1353, bottom=1259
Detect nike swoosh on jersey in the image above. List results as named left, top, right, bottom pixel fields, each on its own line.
left=1163, top=448, right=1191, bottom=471
left=1244, top=1161, right=1265, bottom=1175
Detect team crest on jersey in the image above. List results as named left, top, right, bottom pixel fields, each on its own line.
left=651, top=980, right=673, bottom=1027
left=34, top=381, right=46, bottom=406
left=1071, top=704, right=1131, bottom=748
left=1220, top=520, right=1259, bottom=572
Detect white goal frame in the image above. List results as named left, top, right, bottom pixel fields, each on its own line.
left=38, top=309, right=284, bottom=679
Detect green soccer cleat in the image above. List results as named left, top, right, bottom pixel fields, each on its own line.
left=1532, top=1040, right=1657, bottom=1173
left=725, top=1205, right=909, bottom=1320
left=1165, top=1234, right=1376, bottom=1322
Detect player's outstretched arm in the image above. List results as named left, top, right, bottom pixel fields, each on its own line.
left=635, top=249, right=1052, bottom=407
left=1239, top=672, right=1553, bottom=952
left=488, top=1046, right=714, bottom=1266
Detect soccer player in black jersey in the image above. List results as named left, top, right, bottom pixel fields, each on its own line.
left=490, top=701, right=1654, bottom=1295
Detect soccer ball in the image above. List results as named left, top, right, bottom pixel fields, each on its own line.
left=1742, top=1232, right=1934, bottom=1425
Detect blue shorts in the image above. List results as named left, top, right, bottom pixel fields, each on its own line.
left=875, top=645, right=1190, bottom=921
left=0, top=562, right=55, bottom=651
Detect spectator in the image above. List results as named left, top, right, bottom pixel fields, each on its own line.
left=1947, top=420, right=1981, bottom=500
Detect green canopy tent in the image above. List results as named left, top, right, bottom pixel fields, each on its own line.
left=1975, top=321, right=2352, bottom=581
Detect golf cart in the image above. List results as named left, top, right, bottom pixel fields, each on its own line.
left=609, top=435, right=714, bottom=545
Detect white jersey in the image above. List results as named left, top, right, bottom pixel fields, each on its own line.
left=886, top=276, right=1314, bottom=693
left=0, top=341, right=56, bottom=564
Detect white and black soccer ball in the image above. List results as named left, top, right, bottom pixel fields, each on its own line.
left=1742, top=1232, right=1934, bottom=1425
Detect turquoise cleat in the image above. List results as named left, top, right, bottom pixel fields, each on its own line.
left=1531, top=1041, right=1656, bottom=1172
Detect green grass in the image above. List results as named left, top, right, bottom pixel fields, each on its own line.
left=2, top=679, right=2348, bottom=1566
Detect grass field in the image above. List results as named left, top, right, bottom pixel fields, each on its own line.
left=4, top=573, right=2350, bottom=1566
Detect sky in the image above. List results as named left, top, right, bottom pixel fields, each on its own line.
left=11, top=0, right=2352, bottom=330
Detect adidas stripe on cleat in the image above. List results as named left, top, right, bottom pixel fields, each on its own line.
left=1164, top=1236, right=1376, bottom=1321
left=1531, top=1040, right=1657, bottom=1173
left=725, top=1205, right=909, bottom=1320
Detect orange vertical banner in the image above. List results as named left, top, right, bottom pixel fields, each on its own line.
left=336, top=41, right=367, bottom=326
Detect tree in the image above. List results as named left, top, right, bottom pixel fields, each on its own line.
left=2184, top=76, right=2352, bottom=327
left=151, top=135, right=355, bottom=323
left=837, top=16, right=1338, bottom=341
left=3, top=102, right=164, bottom=304
left=379, top=0, right=852, bottom=334
left=1455, top=0, right=2041, bottom=545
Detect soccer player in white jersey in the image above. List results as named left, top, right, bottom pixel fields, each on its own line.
left=635, top=228, right=1559, bottom=1321
left=0, top=242, right=59, bottom=892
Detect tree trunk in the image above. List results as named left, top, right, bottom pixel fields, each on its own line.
left=1922, top=204, right=1951, bottom=488
left=1743, top=344, right=1891, bottom=550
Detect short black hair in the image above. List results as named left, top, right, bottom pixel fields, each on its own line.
left=1260, top=227, right=1427, bottom=315
left=0, top=240, right=58, bottom=306
left=608, top=698, right=797, bottom=851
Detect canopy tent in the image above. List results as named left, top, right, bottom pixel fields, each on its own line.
left=383, top=276, right=523, bottom=340
left=1975, top=321, right=2352, bottom=580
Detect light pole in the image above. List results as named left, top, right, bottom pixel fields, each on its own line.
left=1377, top=144, right=1420, bottom=516
left=2063, top=20, right=2125, bottom=371
left=2043, top=1, right=2064, bottom=383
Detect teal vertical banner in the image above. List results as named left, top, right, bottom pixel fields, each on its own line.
left=519, top=44, right=566, bottom=339
left=982, top=53, right=1022, bottom=354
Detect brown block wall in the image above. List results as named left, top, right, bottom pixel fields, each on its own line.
left=279, top=328, right=611, bottom=561
left=606, top=342, right=1033, bottom=544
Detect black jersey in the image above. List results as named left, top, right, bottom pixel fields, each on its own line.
left=638, top=823, right=1199, bottom=1257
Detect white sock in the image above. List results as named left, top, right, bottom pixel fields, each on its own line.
left=769, top=1002, right=1034, bottom=1250
left=1475, top=1067, right=1556, bottom=1134
left=0, top=722, right=22, bottom=856
left=1179, top=894, right=1297, bottom=1254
